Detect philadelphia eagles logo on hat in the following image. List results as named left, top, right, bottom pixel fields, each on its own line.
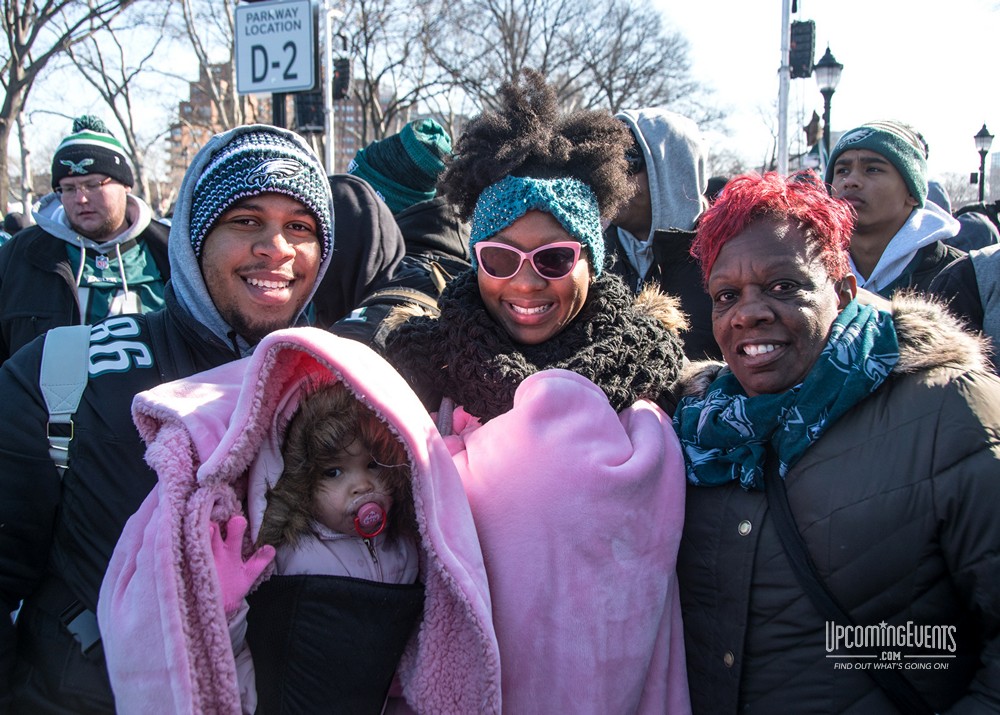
left=189, top=128, right=334, bottom=261
left=838, top=127, right=874, bottom=147
left=60, top=158, right=95, bottom=175
left=246, top=158, right=304, bottom=188
left=51, top=116, right=134, bottom=190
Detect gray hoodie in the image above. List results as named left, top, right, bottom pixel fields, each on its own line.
left=167, top=125, right=334, bottom=358
left=32, top=190, right=157, bottom=253
left=614, top=107, right=707, bottom=278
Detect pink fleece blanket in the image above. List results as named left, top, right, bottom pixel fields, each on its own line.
left=444, top=369, right=691, bottom=714
left=98, top=328, right=501, bottom=714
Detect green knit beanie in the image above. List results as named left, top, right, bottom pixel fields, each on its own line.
left=824, top=120, right=928, bottom=207
left=348, top=118, right=452, bottom=213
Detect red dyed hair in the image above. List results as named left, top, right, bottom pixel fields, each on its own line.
left=691, top=171, right=854, bottom=284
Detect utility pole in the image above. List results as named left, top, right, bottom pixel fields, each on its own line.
left=777, top=0, right=791, bottom=175
left=323, top=0, right=334, bottom=172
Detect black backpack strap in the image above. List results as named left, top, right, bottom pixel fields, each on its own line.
left=763, top=454, right=935, bottom=715
left=358, top=286, right=439, bottom=315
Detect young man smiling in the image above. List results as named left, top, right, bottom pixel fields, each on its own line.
left=0, top=116, right=171, bottom=364
left=0, top=125, right=334, bottom=713
left=825, top=120, right=963, bottom=298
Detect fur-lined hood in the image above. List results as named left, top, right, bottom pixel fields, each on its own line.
left=635, top=284, right=689, bottom=334
left=672, top=292, right=989, bottom=401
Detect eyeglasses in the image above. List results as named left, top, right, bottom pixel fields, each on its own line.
left=55, top=177, right=114, bottom=197
left=474, top=241, right=582, bottom=280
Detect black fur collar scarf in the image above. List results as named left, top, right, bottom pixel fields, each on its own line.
left=384, top=270, right=685, bottom=422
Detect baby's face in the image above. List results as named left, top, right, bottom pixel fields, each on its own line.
left=313, top=438, right=394, bottom=535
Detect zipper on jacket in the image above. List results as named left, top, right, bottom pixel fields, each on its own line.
left=363, top=537, right=383, bottom=581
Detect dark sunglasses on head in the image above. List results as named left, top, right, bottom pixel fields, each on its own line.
left=625, top=146, right=645, bottom=176
left=474, top=241, right=582, bottom=280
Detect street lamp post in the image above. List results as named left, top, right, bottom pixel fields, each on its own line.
left=974, top=123, right=994, bottom=203
left=814, top=46, right=844, bottom=165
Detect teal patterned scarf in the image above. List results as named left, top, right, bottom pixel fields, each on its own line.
left=673, top=300, right=899, bottom=490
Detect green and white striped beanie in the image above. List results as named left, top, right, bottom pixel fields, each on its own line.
left=51, top=116, right=134, bottom=189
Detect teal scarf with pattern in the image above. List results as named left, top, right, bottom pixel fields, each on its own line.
left=673, top=300, right=899, bottom=490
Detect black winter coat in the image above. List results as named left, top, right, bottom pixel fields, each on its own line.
left=674, top=295, right=1000, bottom=714
left=877, top=239, right=965, bottom=297
left=603, top=226, right=720, bottom=361
left=0, top=289, right=238, bottom=714
left=0, top=221, right=169, bottom=364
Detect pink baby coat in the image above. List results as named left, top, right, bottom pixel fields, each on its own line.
left=98, top=327, right=501, bottom=714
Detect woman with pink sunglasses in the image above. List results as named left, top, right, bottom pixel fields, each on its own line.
left=383, top=70, right=692, bottom=714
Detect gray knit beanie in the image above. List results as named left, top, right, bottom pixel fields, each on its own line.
left=190, top=129, right=333, bottom=259
left=824, top=120, right=928, bottom=207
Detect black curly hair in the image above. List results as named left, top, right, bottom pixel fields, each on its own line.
left=440, top=69, right=636, bottom=220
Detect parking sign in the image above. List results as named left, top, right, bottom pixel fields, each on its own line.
left=235, top=0, right=315, bottom=95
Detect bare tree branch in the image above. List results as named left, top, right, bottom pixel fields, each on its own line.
left=0, top=0, right=138, bottom=212
left=64, top=3, right=177, bottom=204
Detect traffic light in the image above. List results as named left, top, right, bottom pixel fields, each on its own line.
left=333, top=58, right=352, bottom=100
left=294, top=90, right=324, bottom=133
left=789, top=20, right=815, bottom=79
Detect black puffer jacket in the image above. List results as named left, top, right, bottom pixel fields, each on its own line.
left=603, top=226, right=720, bottom=362
left=0, top=289, right=239, bottom=714
left=674, top=295, right=1000, bottom=714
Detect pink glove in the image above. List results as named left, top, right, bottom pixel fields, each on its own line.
left=442, top=406, right=482, bottom=455
left=210, top=514, right=276, bottom=615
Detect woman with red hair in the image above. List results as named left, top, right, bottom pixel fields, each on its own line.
left=673, top=171, right=1000, bottom=713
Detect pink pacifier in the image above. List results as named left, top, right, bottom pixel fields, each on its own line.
left=354, top=502, right=387, bottom=538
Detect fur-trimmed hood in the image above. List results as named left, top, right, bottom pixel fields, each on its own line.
left=635, top=283, right=689, bottom=333
left=672, top=292, right=989, bottom=401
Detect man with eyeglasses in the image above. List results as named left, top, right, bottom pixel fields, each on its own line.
left=0, top=116, right=170, bottom=364
left=603, top=108, right=720, bottom=361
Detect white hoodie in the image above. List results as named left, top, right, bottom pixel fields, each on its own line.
left=851, top=201, right=961, bottom=294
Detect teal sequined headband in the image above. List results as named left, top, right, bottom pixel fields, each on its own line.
left=469, top=175, right=605, bottom=276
